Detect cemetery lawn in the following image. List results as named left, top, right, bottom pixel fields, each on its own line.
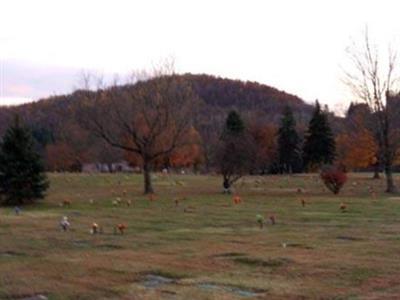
left=1, top=173, right=400, bottom=299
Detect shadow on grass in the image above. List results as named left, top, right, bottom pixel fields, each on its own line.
left=233, top=257, right=293, bottom=268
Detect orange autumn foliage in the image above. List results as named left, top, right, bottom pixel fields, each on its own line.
left=336, top=128, right=377, bottom=169
left=124, top=126, right=203, bottom=169
left=46, top=143, right=83, bottom=171
left=169, top=143, right=203, bottom=168
left=248, top=123, right=278, bottom=170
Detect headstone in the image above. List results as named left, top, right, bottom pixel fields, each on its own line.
left=14, top=206, right=21, bottom=215
left=60, top=216, right=70, bottom=231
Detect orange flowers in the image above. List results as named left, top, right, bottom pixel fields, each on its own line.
left=233, top=194, right=242, bottom=204
left=62, top=200, right=71, bottom=207
left=115, top=224, right=127, bottom=234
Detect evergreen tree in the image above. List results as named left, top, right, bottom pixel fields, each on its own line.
left=277, top=106, right=301, bottom=173
left=223, top=110, right=245, bottom=136
left=0, top=116, right=49, bottom=205
left=303, top=101, right=336, bottom=169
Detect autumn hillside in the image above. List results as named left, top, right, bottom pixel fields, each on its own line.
left=183, top=74, right=313, bottom=122
left=0, top=73, right=314, bottom=131
left=0, top=74, right=320, bottom=170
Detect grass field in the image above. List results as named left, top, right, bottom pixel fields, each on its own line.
left=1, top=172, right=400, bottom=300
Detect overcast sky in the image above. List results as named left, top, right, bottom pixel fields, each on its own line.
left=1, top=0, right=400, bottom=111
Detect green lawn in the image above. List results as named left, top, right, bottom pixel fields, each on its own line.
left=0, top=173, right=400, bottom=299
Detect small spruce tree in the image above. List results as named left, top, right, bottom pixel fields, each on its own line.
left=303, top=101, right=336, bottom=170
left=0, top=116, right=49, bottom=205
left=277, top=106, right=301, bottom=173
left=223, top=110, right=245, bottom=136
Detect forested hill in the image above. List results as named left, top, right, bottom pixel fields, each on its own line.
left=0, top=73, right=318, bottom=170
left=0, top=73, right=314, bottom=132
left=183, top=74, right=313, bottom=119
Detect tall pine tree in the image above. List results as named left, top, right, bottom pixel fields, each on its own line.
left=277, top=106, right=301, bottom=173
left=303, top=101, right=336, bottom=169
left=0, top=116, right=49, bottom=205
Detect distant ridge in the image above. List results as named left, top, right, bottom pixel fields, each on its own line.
left=0, top=74, right=317, bottom=161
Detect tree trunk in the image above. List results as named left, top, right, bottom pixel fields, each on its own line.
left=385, top=165, right=397, bottom=193
left=203, top=152, right=211, bottom=174
left=222, top=177, right=231, bottom=194
left=143, top=161, right=154, bottom=194
left=383, top=115, right=397, bottom=193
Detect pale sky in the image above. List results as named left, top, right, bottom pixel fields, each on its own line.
left=1, top=0, right=400, bottom=112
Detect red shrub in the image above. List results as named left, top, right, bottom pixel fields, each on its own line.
left=320, top=165, right=347, bottom=194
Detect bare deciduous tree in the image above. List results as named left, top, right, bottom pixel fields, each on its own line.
left=344, top=29, right=400, bottom=193
left=83, top=65, right=201, bottom=194
left=215, top=111, right=256, bottom=192
left=216, top=133, right=256, bottom=192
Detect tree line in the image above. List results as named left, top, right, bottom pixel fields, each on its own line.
left=217, top=100, right=336, bottom=191
left=1, top=71, right=400, bottom=198
left=0, top=73, right=316, bottom=174
left=0, top=29, right=400, bottom=201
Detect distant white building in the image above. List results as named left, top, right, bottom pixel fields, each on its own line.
left=82, top=161, right=135, bottom=173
